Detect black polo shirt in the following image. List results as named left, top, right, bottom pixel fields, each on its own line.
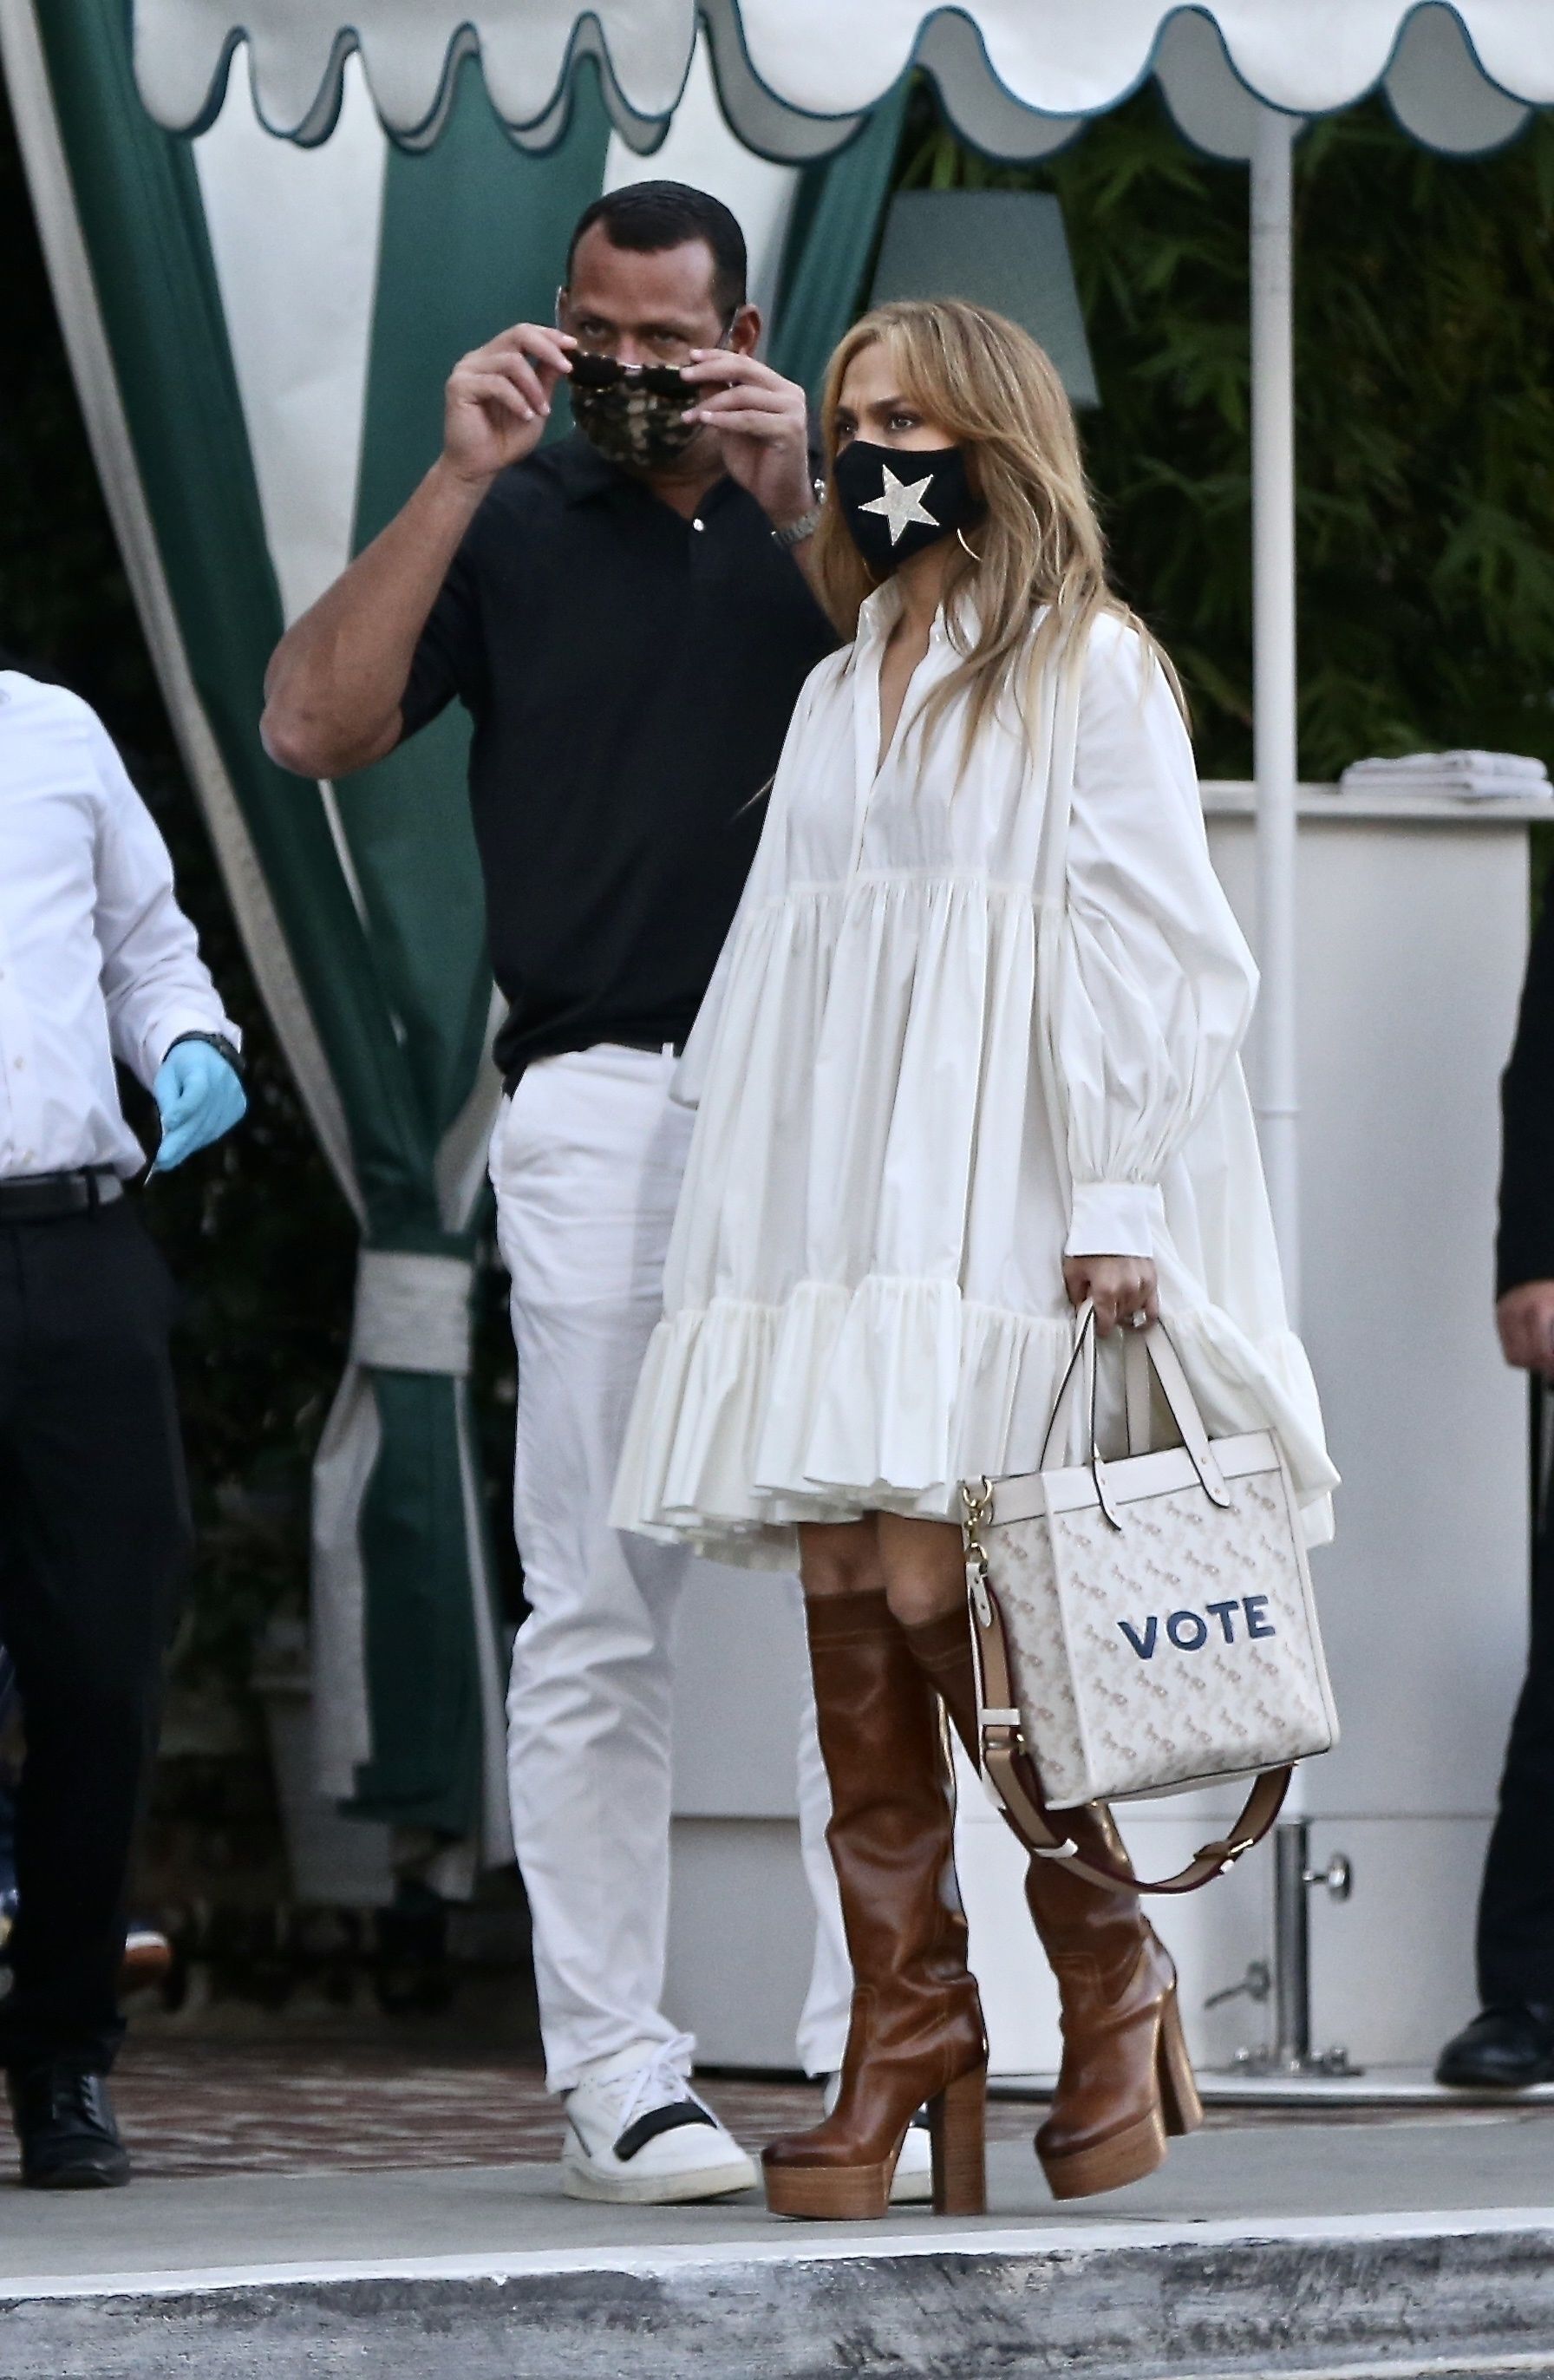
left=400, top=434, right=835, bottom=1084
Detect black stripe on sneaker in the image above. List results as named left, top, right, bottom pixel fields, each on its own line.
left=613, top=2101, right=719, bottom=2161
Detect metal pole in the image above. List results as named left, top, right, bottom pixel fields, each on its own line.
left=1250, top=104, right=1316, bottom=2067
left=1250, top=104, right=1301, bottom=1322
left=1270, top=1820, right=1313, bottom=2068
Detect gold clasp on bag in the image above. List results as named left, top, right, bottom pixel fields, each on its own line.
left=961, top=1477, right=996, bottom=1630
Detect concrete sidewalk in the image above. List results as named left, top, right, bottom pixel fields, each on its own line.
left=3, top=2106, right=1553, bottom=2278
left=3, top=2111, right=1553, bottom=2377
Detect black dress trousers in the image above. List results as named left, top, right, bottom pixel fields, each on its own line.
left=1480, top=899, right=1554, bottom=2011
left=0, top=1200, right=189, bottom=2074
left=1478, top=1492, right=1554, bottom=2009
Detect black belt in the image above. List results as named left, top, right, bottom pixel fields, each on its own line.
left=0, top=1169, right=125, bottom=1223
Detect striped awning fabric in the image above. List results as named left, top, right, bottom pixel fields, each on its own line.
left=134, top=2, right=1552, bottom=161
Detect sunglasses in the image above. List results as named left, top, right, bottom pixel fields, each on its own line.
left=566, top=352, right=700, bottom=399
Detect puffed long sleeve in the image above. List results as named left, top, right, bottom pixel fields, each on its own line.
left=1055, top=620, right=1257, bottom=1259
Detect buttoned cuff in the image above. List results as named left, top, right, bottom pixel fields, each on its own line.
left=1065, top=1181, right=1163, bottom=1259
left=155, top=1013, right=243, bottom=1070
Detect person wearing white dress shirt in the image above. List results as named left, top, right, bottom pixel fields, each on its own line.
left=0, top=662, right=245, bottom=2188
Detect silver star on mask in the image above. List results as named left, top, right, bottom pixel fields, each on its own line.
left=859, top=464, right=939, bottom=546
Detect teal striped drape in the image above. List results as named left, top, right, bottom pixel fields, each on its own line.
left=336, top=60, right=613, bottom=1833
left=24, top=3, right=903, bottom=1856
left=770, top=80, right=913, bottom=397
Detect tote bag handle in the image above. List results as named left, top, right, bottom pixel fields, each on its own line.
left=1040, top=1304, right=1231, bottom=1527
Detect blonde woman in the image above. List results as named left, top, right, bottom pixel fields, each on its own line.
left=614, top=300, right=1335, bottom=2218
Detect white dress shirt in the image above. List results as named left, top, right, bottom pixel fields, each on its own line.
left=0, top=670, right=238, bottom=1180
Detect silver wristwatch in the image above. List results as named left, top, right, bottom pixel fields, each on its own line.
left=771, top=500, right=823, bottom=552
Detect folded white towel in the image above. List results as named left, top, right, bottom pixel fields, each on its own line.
left=1340, top=749, right=1551, bottom=801
left=1345, top=749, right=1547, bottom=781
left=1368, top=780, right=1551, bottom=801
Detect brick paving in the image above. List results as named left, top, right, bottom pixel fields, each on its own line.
left=111, top=2043, right=563, bottom=2178
left=106, top=2043, right=1049, bottom=2180
left=101, top=2041, right=1552, bottom=2182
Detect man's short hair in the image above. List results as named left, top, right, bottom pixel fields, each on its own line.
left=566, top=181, right=748, bottom=319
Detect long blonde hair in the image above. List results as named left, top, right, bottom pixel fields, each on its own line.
left=811, top=298, right=1185, bottom=752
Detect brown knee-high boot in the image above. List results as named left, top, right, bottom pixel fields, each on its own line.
left=903, top=1609, right=1202, bottom=2201
left=763, top=1591, right=988, bottom=2220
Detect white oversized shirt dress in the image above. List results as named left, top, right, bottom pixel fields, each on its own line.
left=612, top=587, right=1336, bottom=1567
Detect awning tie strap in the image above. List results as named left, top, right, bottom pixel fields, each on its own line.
left=349, top=1249, right=473, bottom=1376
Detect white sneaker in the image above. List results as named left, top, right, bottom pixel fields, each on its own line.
left=822, top=2074, right=934, bottom=2206
left=891, top=2111, right=934, bottom=2204
left=561, top=2043, right=757, bottom=2205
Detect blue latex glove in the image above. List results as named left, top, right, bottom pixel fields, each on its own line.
left=151, top=1037, right=247, bottom=1172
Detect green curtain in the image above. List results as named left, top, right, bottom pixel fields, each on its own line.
left=339, top=55, right=608, bottom=1119
left=334, top=62, right=611, bottom=1830
left=769, top=80, right=913, bottom=397
left=23, top=0, right=898, bottom=1857
left=31, top=4, right=607, bottom=1842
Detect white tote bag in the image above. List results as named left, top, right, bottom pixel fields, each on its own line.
left=961, top=1305, right=1337, bottom=1895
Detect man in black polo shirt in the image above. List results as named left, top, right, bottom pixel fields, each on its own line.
left=262, top=183, right=890, bottom=2205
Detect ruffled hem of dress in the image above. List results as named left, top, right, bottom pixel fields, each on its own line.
left=610, top=1276, right=1339, bottom=1572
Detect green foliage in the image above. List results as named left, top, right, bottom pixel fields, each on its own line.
left=898, top=88, right=1554, bottom=784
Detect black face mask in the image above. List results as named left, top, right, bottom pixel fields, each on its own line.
left=832, top=438, right=981, bottom=574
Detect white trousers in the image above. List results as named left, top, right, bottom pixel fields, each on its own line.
left=490, top=1043, right=852, bottom=2093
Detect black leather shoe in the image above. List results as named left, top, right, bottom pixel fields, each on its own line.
left=1436, top=2004, right=1554, bottom=2089
left=8, top=2065, right=130, bottom=2188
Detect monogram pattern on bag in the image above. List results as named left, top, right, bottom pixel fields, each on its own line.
left=990, top=1464, right=1334, bottom=1807
left=994, top=1520, right=1090, bottom=1805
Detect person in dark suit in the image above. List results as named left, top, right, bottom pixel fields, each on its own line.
left=1439, top=900, right=1554, bottom=2087
left=0, top=1649, right=172, bottom=1999
left=0, top=661, right=245, bottom=2183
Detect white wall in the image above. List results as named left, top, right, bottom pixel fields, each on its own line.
left=666, top=796, right=1536, bottom=2074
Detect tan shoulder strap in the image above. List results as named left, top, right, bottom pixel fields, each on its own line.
left=969, top=1572, right=1289, bottom=1894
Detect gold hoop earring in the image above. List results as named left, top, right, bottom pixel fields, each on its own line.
left=956, top=527, right=981, bottom=563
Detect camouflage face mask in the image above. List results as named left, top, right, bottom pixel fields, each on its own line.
left=565, top=326, right=738, bottom=473
left=568, top=363, right=706, bottom=472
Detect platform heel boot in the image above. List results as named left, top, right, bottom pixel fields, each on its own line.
left=903, top=1609, right=1202, bottom=2201
left=763, top=1591, right=988, bottom=2220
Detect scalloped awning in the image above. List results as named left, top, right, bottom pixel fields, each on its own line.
left=133, top=2, right=1552, bottom=160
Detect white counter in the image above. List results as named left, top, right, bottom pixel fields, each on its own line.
left=1202, top=778, right=1551, bottom=826
left=666, top=785, right=1542, bottom=2073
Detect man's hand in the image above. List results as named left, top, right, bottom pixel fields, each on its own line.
left=1063, top=1254, right=1160, bottom=1337
left=1498, top=1281, right=1554, bottom=1375
left=262, top=323, right=577, bottom=781
left=443, top=325, right=576, bottom=487
left=151, top=1039, right=247, bottom=1172
left=681, top=351, right=815, bottom=533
